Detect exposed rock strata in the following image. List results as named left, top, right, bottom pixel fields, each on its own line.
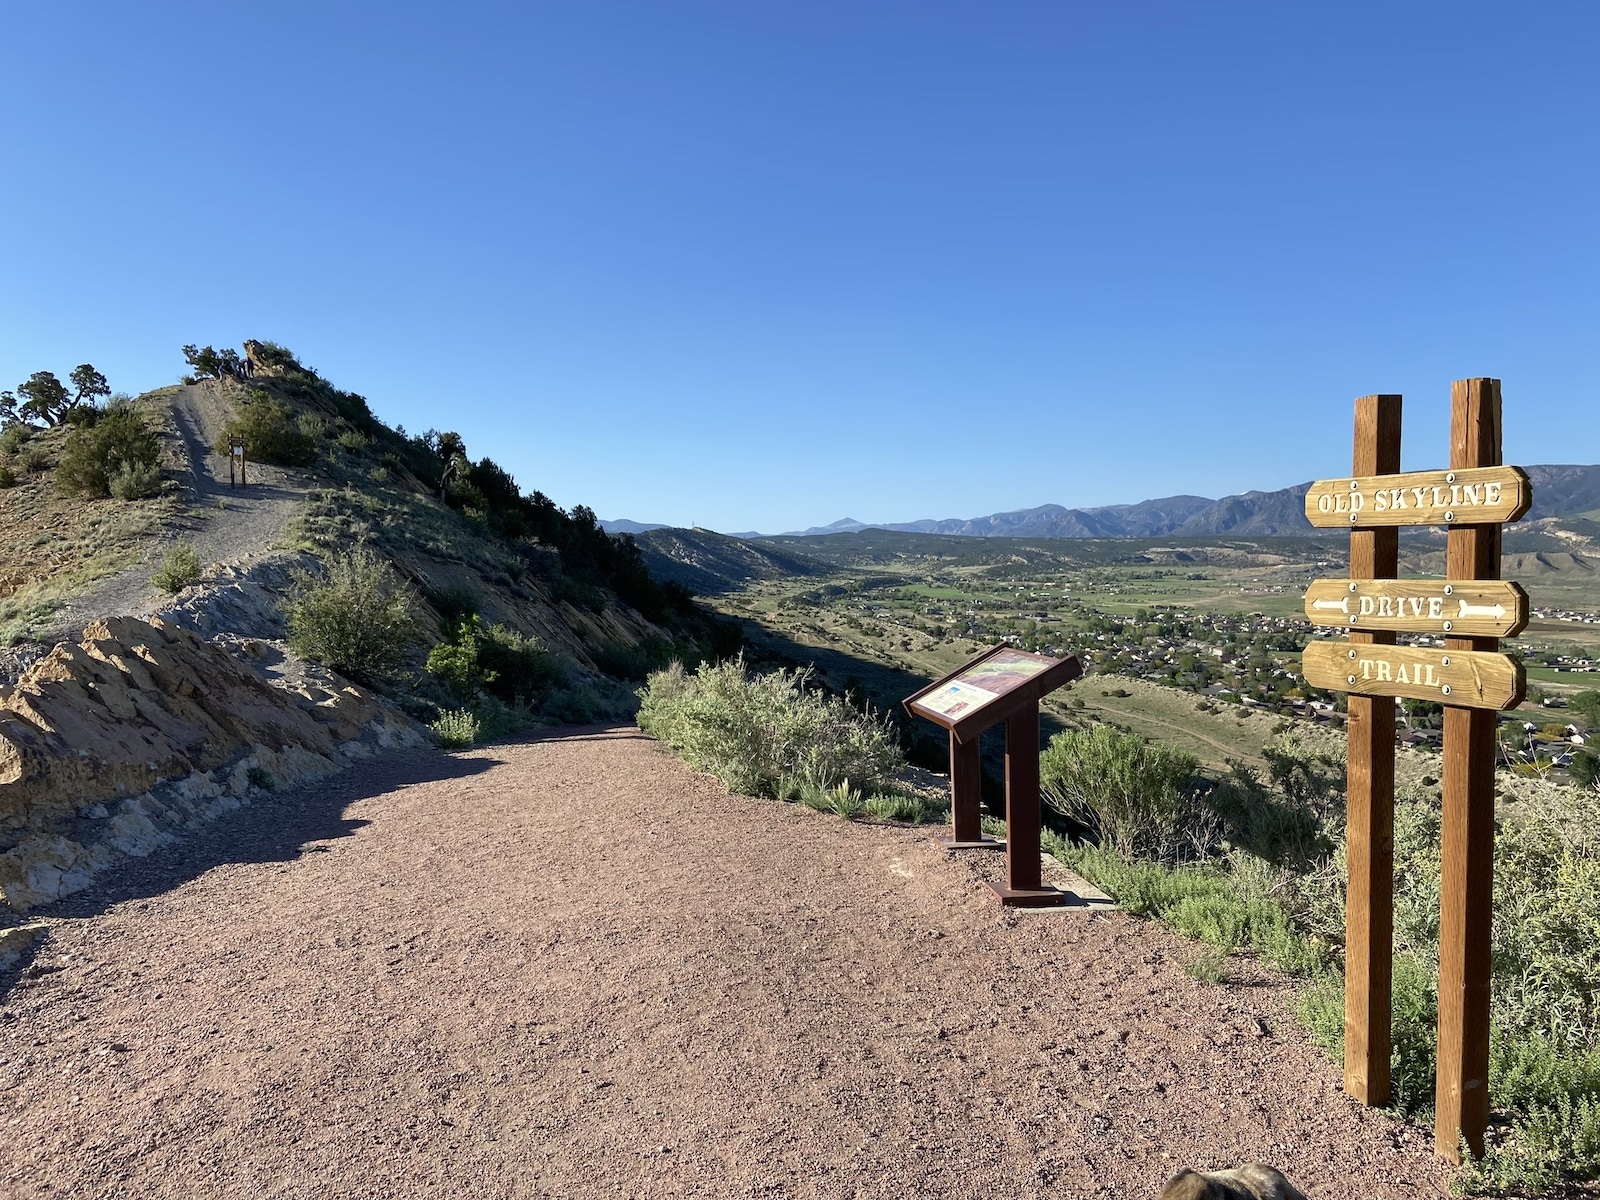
left=0, top=615, right=423, bottom=911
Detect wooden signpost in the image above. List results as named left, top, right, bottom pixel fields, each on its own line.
left=1302, top=380, right=1526, bottom=1162
left=903, top=646, right=1082, bottom=906
left=229, top=439, right=248, bottom=488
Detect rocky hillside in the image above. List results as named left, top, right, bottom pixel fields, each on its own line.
left=632, top=526, right=829, bottom=594
left=2, top=343, right=731, bottom=683
left=0, top=615, right=423, bottom=911
left=0, top=341, right=737, bottom=911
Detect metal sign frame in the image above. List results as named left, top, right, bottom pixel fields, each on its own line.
left=904, top=646, right=1082, bottom=906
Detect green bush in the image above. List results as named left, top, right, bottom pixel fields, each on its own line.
left=478, top=623, right=562, bottom=705
left=296, top=412, right=329, bottom=442
left=636, top=655, right=903, bottom=798
left=1571, top=752, right=1599, bottom=788
left=284, top=547, right=421, bottom=682
left=427, top=615, right=564, bottom=707
left=1056, top=728, right=1600, bottom=1195
left=538, top=678, right=637, bottom=725
left=426, top=617, right=496, bottom=703
left=0, top=423, right=32, bottom=456
left=0, top=466, right=14, bottom=489
left=588, top=635, right=678, bottom=680
left=55, top=405, right=160, bottom=498
left=1295, top=954, right=1439, bottom=1117
left=863, top=791, right=931, bottom=824
left=109, top=461, right=164, bottom=500
left=431, top=708, right=480, bottom=748
left=218, top=393, right=316, bottom=467
left=151, top=543, right=203, bottom=594
left=1039, top=724, right=1202, bottom=861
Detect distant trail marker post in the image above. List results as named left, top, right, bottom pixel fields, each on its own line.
left=1302, top=380, right=1528, bottom=1162
left=903, top=646, right=1082, bottom=906
left=229, top=438, right=247, bottom=488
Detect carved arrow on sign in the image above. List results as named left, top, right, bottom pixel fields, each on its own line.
left=1302, top=579, right=1528, bottom=638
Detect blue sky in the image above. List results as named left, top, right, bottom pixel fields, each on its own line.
left=3, top=3, right=1595, bottom=533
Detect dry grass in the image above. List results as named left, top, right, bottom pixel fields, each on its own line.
left=0, top=416, right=183, bottom=642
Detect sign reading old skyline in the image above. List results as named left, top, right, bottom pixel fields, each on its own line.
left=1303, top=579, right=1529, bottom=638
left=1303, top=465, right=1530, bottom=528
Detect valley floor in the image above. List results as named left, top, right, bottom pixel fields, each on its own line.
left=1, top=728, right=1447, bottom=1199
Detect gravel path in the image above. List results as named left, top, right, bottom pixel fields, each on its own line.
left=39, top=381, right=311, bottom=645
left=0, top=729, right=1449, bottom=1199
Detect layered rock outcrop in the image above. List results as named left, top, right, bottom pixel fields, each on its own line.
left=0, top=616, right=423, bottom=911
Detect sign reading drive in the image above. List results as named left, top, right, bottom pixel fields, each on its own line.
left=1302, top=641, right=1524, bottom=710
left=1303, top=579, right=1528, bottom=638
left=1304, top=465, right=1529, bottom=528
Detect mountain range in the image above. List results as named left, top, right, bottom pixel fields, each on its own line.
left=603, top=464, right=1600, bottom=542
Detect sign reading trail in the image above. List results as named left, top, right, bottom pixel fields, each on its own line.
left=1304, top=465, right=1529, bottom=528
left=1302, top=641, right=1524, bottom=709
left=1303, top=579, right=1528, bottom=638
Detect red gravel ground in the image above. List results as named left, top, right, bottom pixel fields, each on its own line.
left=1, top=726, right=1449, bottom=1199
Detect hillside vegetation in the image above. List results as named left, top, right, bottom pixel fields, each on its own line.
left=2, top=341, right=739, bottom=739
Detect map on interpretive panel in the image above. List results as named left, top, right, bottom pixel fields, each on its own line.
left=913, top=650, right=1054, bottom=721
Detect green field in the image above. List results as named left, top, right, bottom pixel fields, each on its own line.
left=678, top=527, right=1600, bottom=781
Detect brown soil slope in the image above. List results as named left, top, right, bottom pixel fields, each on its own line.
left=0, top=730, right=1446, bottom=1200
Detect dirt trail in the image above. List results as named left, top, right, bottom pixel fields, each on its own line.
left=2, top=729, right=1447, bottom=1199
left=39, top=382, right=311, bottom=644
left=1085, top=700, right=1267, bottom=769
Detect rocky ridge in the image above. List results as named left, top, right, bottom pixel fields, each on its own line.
left=0, top=614, right=424, bottom=912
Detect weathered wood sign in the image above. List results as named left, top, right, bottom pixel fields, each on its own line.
left=1308, top=380, right=1526, bottom=1166
left=1304, top=465, right=1530, bottom=528
left=1302, top=641, right=1524, bottom=709
left=1303, top=579, right=1528, bottom=638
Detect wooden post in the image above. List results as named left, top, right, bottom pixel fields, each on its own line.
left=1004, top=701, right=1042, bottom=891
left=1436, top=379, right=1502, bottom=1162
left=1344, top=395, right=1401, bottom=1107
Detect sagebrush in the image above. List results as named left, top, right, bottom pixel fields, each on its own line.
left=1051, top=730, right=1600, bottom=1195
left=218, top=392, right=316, bottom=467
left=284, top=547, right=420, bottom=681
left=151, top=543, right=202, bottom=594
left=636, top=655, right=903, bottom=797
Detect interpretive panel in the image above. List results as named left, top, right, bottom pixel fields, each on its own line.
left=904, top=645, right=1082, bottom=742
left=913, top=649, right=1052, bottom=720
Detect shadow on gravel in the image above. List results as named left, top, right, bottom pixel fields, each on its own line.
left=32, top=748, right=501, bottom=926
left=504, top=722, right=647, bottom=746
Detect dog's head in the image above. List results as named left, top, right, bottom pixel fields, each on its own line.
left=1157, top=1170, right=1233, bottom=1200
